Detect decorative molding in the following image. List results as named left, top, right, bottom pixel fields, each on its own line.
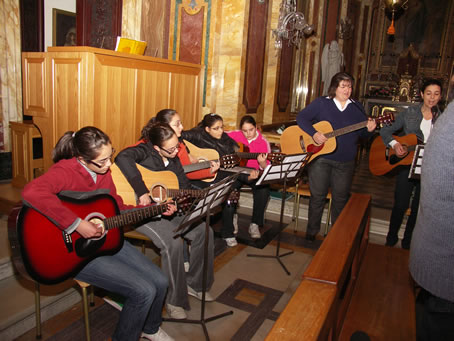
left=243, top=0, right=269, bottom=113
left=277, top=43, right=293, bottom=112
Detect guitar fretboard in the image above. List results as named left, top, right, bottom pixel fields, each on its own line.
left=183, top=161, right=213, bottom=173
left=104, top=203, right=168, bottom=230
left=235, top=152, right=279, bottom=161
left=167, top=188, right=204, bottom=198
left=325, top=121, right=368, bottom=139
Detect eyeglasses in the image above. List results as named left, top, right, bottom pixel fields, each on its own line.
left=87, top=148, right=115, bottom=168
left=161, top=144, right=180, bottom=155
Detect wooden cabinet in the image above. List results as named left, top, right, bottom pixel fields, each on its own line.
left=22, top=46, right=203, bottom=173
left=10, top=122, right=44, bottom=188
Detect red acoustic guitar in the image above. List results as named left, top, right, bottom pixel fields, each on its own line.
left=8, top=193, right=168, bottom=285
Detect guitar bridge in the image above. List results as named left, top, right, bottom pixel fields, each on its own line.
left=62, top=231, right=73, bottom=253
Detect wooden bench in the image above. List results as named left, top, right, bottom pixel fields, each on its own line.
left=267, top=192, right=416, bottom=340
left=267, top=193, right=371, bottom=340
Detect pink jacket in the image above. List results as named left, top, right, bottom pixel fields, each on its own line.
left=227, top=129, right=271, bottom=169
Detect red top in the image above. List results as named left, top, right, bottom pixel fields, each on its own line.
left=22, top=158, right=134, bottom=230
left=177, top=141, right=214, bottom=180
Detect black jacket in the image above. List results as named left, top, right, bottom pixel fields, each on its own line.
left=115, top=141, right=191, bottom=198
left=181, top=127, right=238, bottom=156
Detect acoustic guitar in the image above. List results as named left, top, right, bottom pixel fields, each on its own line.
left=368, top=134, right=420, bottom=176
left=280, top=113, right=395, bottom=162
left=183, top=140, right=283, bottom=181
left=8, top=193, right=169, bottom=285
left=110, top=163, right=239, bottom=206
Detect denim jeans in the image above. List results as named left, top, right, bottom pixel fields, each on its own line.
left=307, top=158, right=355, bottom=235
left=386, top=166, right=420, bottom=247
left=75, top=240, right=168, bottom=341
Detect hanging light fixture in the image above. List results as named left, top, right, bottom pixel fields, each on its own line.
left=272, top=0, right=314, bottom=49
left=383, top=0, right=408, bottom=35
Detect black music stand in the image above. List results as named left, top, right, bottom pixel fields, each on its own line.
left=247, top=153, right=310, bottom=275
left=409, top=144, right=424, bottom=180
left=164, top=173, right=240, bottom=341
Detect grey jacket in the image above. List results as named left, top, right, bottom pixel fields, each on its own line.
left=409, top=100, right=454, bottom=302
left=379, top=103, right=426, bottom=146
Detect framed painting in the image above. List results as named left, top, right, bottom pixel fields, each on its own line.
left=52, top=9, right=76, bottom=46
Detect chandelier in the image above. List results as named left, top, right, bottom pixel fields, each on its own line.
left=382, top=0, right=409, bottom=35
left=272, top=0, right=314, bottom=49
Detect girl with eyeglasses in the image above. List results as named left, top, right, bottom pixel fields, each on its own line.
left=22, top=126, right=174, bottom=341
left=182, top=113, right=260, bottom=247
left=115, top=123, right=215, bottom=320
left=142, top=109, right=220, bottom=181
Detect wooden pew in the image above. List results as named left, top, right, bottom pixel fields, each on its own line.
left=266, top=193, right=371, bottom=340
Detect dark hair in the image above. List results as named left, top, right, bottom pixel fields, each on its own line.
left=327, top=72, right=354, bottom=98
left=52, top=126, right=111, bottom=163
left=146, top=123, right=176, bottom=148
left=240, top=115, right=257, bottom=128
left=421, top=79, right=442, bottom=93
left=198, top=113, right=223, bottom=128
left=140, top=109, right=178, bottom=141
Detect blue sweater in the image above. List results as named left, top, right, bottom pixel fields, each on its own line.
left=296, top=96, right=369, bottom=162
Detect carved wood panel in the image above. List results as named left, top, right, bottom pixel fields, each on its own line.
left=243, top=0, right=268, bottom=113
left=76, top=0, right=122, bottom=50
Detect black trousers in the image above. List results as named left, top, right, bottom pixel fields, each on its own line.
left=416, top=288, right=454, bottom=341
left=387, top=166, right=421, bottom=247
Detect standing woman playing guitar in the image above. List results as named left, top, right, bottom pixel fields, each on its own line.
left=182, top=114, right=260, bottom=247
left=379, top=79, right=442, bottom=249
left=227, top=115, right=270, bottom=239
left=22, top=127, right=174, bottom=341
left=297, top=72, right=376, bottom=241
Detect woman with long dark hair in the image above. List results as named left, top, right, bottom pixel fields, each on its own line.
left=115, top=123, right=215, bottom=320
left=22, top=126, right=174, bottom=341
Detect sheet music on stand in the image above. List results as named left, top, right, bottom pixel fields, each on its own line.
left=174, top=173, right=240, bottom=234
left=255, top=153, right=309, bottom=186
left=247, top=153, right=309, bottom=276
left=409, top=145, right=424, bottom=179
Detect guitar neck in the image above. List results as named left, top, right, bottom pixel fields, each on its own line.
left=103, top=203, right=168, bottom=230
left=183, top=161, right=212, bottom=173
left=235, top=152, right=275, bottom=161
left=325, top=121, right=368, bottom=139
left=167, top=188, right=204, bottom=198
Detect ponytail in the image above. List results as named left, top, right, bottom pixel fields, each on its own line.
left=52, top=126, right=111, bottom=163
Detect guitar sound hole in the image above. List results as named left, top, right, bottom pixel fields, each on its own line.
left=150, top=185, right=167, bottom=203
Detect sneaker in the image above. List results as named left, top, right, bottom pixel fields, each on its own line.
left=141, top=327, right=174, bottom=341
left=184, top=261, right=190, bottom=272
left=224, top=237, right=238, bottom=247
left=248, top=223, right=261, bottom=239
left=187, top=285, right=215, bottom=302
left=166, top=303, right=187, bottom=319
left=233, top=213, right=239, bottom=234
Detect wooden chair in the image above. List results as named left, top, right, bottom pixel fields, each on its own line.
left=287, top=181, right=332, bottom=235
left=34, top=280, right=94, bottom=340
left=124, top=230, right=151, bottom=254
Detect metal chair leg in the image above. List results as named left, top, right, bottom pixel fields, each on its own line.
left=81, top=286, right=91, bottom=341
left=35, top=282, right=41, bottom=339
left=324, top=197, right=333, bottom=236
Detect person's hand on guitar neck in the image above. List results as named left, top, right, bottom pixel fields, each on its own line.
left=257, top=153, right=268, bottom=169
left=209, top=160, right=220, bottom=174
left=313, top=131, right=328, bottom=145
left=138, top=193, right=177, bottom=216
left=392, top=142, right=408, bottom=157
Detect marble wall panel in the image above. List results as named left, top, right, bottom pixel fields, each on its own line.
left=0, top=0, right=22, bottom=152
